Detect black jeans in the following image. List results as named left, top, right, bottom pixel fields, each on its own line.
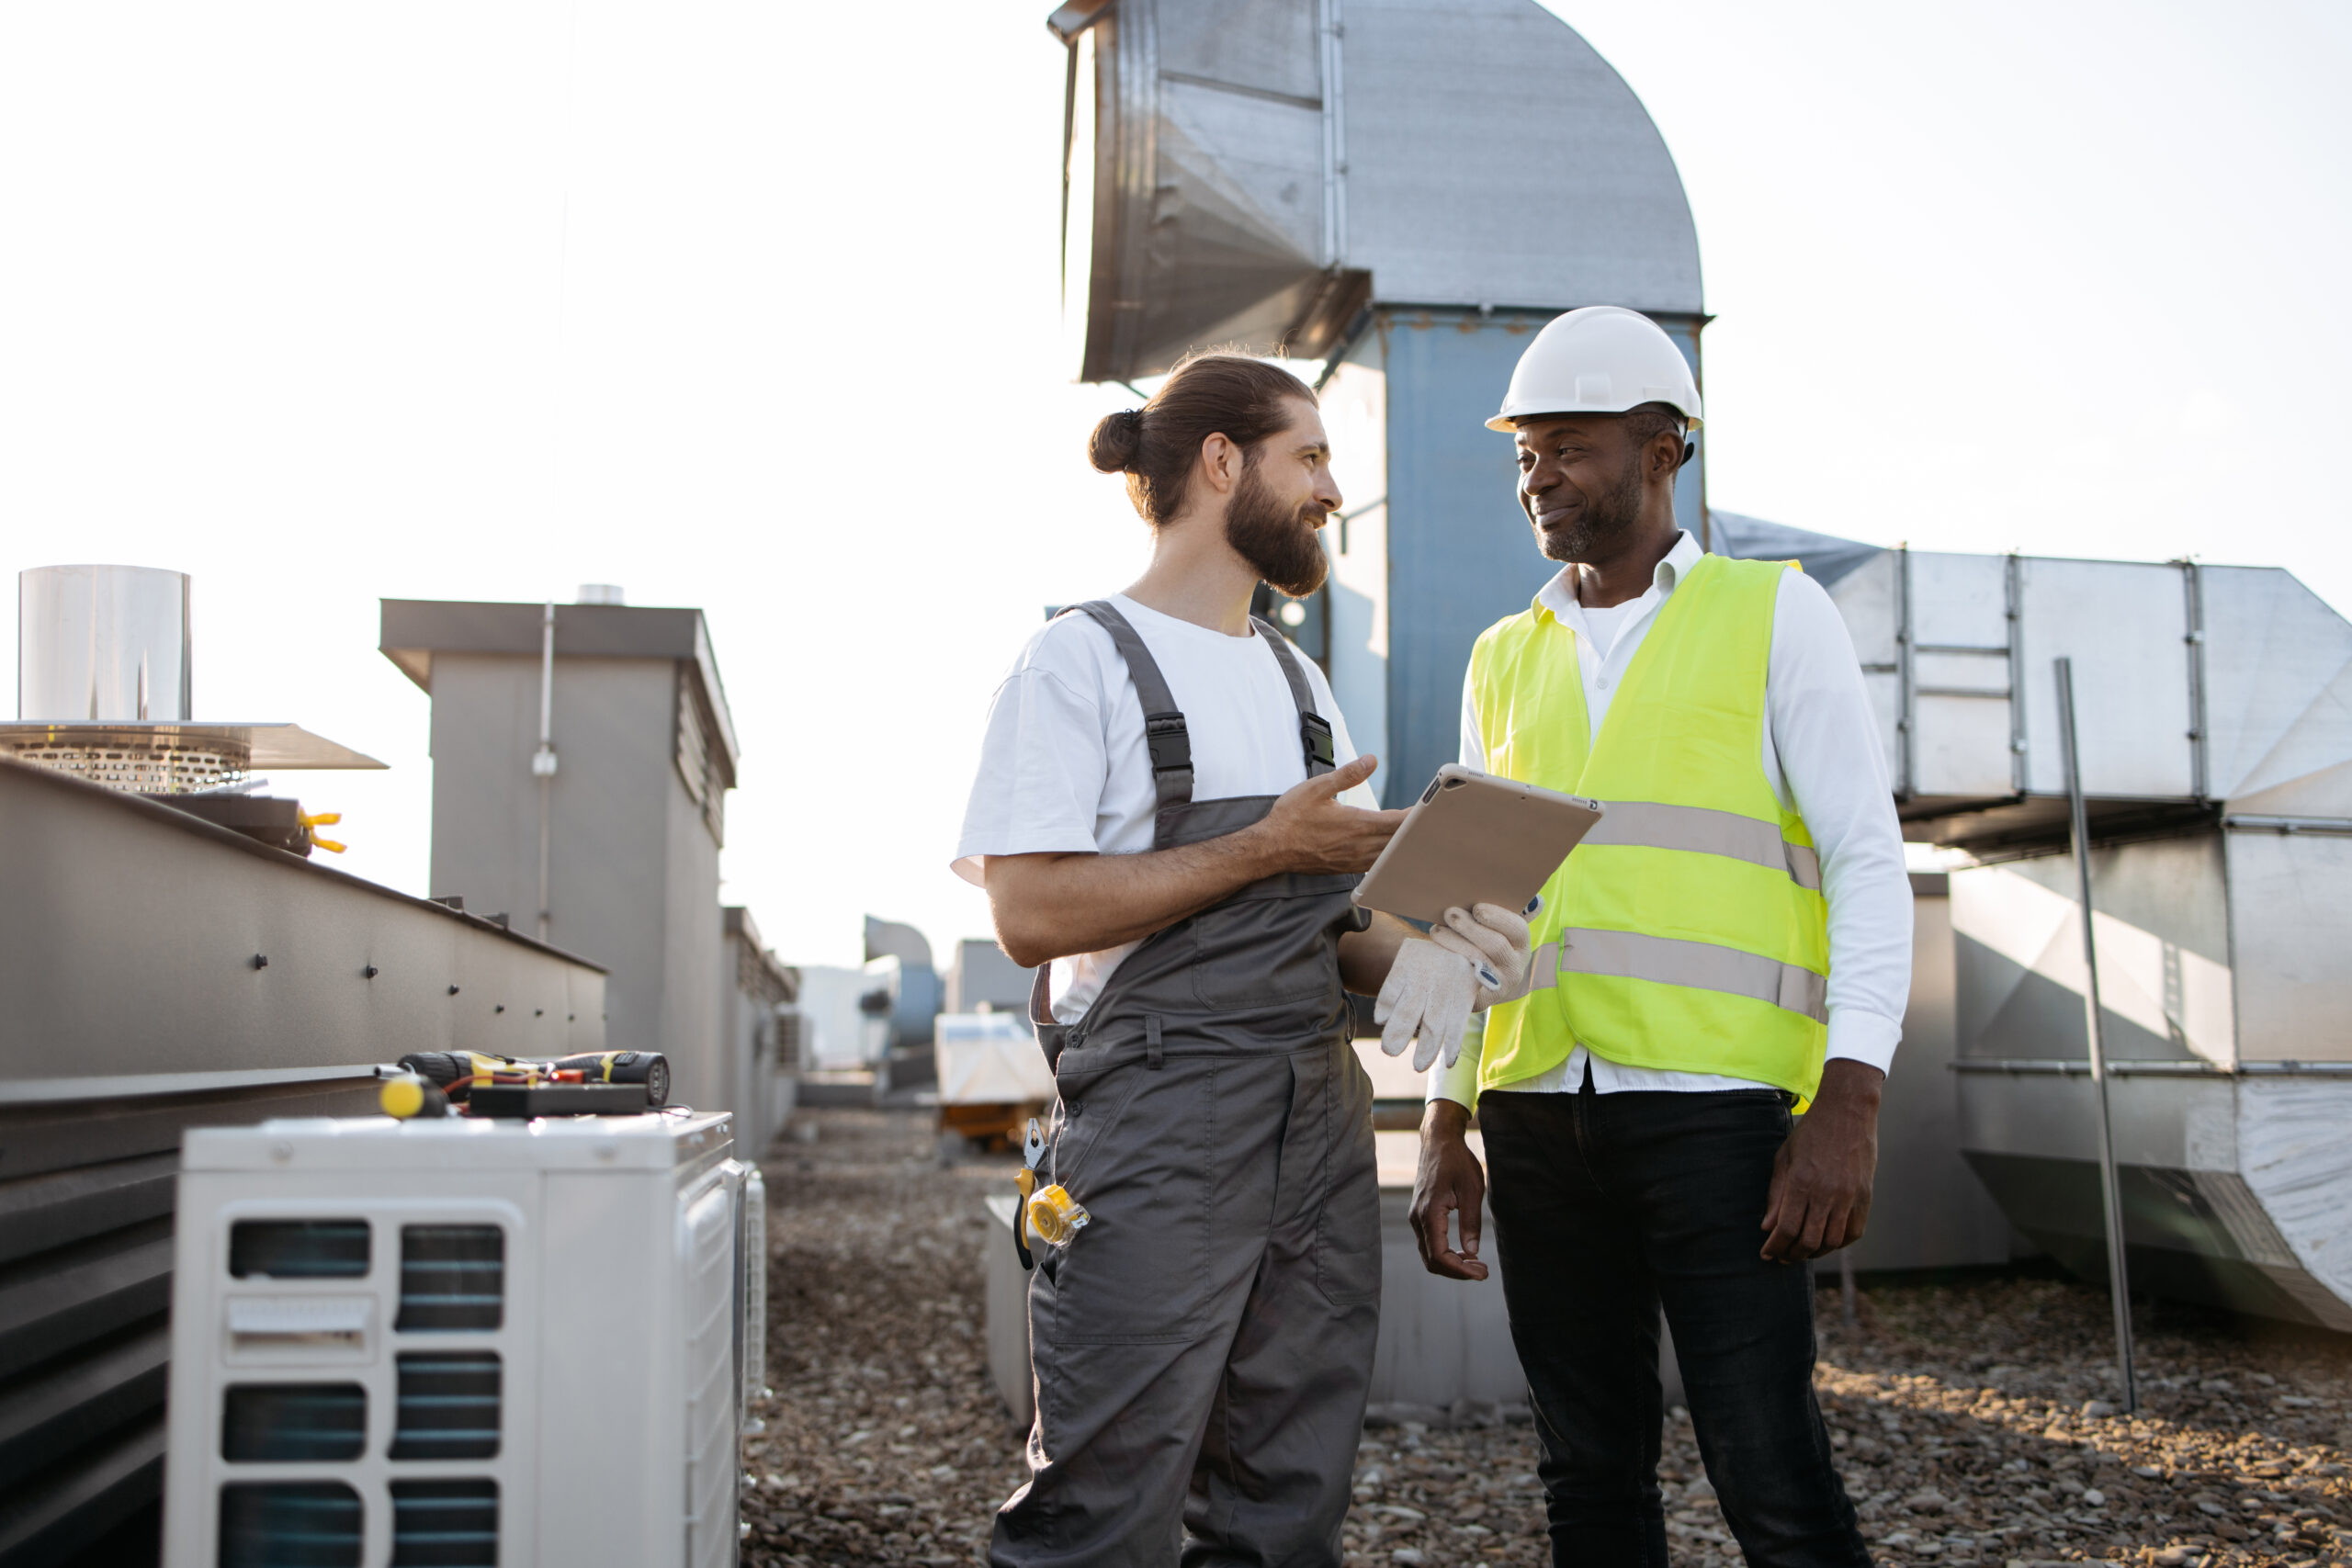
left=1480, top=1081, right=1868, bottom=1568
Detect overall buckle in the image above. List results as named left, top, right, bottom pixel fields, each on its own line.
left=1299, top=713, right=1337, bottom=772
left=1145, top=713, right=1193, bottom=779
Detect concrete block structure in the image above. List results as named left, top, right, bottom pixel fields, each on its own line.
left=380, top=597, right=739, bottom=1111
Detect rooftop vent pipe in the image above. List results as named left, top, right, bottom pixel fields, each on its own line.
left=17, top=563, right=191, bottom=723
left=5, top=565, right=382, bottom=793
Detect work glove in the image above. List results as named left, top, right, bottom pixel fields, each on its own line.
left=1428, top=898, right=1539, bottom=1007
left=1374, top=939, right=1485, bottom=1072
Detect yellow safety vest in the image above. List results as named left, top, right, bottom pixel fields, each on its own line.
left=1470, top=553, right=1830, bottom=1101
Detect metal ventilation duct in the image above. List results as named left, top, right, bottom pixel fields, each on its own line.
left=1829, top=551, right=2352, bottom=1329
left=1049, top=0, right=1702, bottom=383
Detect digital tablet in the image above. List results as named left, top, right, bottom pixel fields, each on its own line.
left=1352, top=765, right=1604, bottom=925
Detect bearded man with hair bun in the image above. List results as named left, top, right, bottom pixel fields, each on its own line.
left=954, top=353, right=1518, bottom=1566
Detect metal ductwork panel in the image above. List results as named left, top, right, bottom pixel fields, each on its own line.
left=1826, top=551, right=2352, bottom=1329
left=1833, top=551, right=2352, bottom=852
left=1051, top=0, right=1702, bottom=383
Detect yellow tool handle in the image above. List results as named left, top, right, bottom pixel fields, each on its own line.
left=1012, top=1167, right=1038, bottom=1271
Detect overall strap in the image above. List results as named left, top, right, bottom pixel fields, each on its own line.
left=1250, top=615, right=1338, bottom=778
left=1065, top=600, right=1193, bottom=812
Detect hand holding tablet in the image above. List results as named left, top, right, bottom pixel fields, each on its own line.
left=1352, top=765, right=1604, bottom=925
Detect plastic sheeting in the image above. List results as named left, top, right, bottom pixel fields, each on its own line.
left=933, top=1014, right=1055, bottom=1106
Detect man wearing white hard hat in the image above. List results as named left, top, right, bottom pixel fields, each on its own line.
left=1407, top=306, right=1909, bottom=1568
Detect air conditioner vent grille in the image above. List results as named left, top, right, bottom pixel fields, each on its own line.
left=221, top=1382, right=367, bottom=1462
left=230, top=1219, right=370, bottom=1280
left=390, top=1478, right=499, bottom=1567
left=397, top=1225, right=503, bottom=1332
left=219, top=1481, right=363, bottom=1568
left=391, top=1351, right=502, bottom=1460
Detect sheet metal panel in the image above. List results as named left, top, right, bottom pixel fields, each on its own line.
left=2017, top=558, right=2194, bottom=799
left=0, top=759, right=606, bottom=1089
left=2225, top=828, right=2352, bottom=1064
left=1837, top=887, right=2014, bottom=1270
left=1951, top=845, right=2232, bottom=1069
left=1956, top=1069, right=2234, bottom=1175
left=1951, top=832, right=2352, bottom=1328
left=2199, top=565, right=2352, bottom=813
left=2237, top=1076, right=2352, bottom=1310
left=1830, top=553, right=1905, bottom=791
left=1907, top=553, right=2015, bottom=798
left=1339, top=0, right=1701, bottom=314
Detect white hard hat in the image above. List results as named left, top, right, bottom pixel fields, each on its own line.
left=1487, top=305, right=1703, bottom=433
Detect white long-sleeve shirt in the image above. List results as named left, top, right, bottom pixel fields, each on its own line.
left=1430, top=529, right=1911, bottom=1107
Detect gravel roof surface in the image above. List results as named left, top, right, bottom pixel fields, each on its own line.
left=743, top=1108, right=2352, bottom=1568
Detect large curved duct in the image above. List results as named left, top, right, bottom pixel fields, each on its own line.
left=1048, top=0, right=1702, bottom=383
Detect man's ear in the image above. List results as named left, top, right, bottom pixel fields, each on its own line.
left=1649, top=430, right=1687, bottom=481
left=1198, top=432, right=1241, bottom=496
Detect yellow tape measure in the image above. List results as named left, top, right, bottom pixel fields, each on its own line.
left=1027, top=1184, right=1091, bottom=1247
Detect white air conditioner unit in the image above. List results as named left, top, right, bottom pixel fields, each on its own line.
left=160, top=1110, right=764, bottom=1568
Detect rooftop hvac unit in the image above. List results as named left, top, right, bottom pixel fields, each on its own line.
left=160, top=1111, right=763, bottom=1567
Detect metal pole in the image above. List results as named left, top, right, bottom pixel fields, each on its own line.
left=2054, top=656, right=2138, bottom=1415
left=533, top=602, right=559, bottom=942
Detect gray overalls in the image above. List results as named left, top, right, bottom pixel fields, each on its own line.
left=991, top=601, right=1383, bottom=1568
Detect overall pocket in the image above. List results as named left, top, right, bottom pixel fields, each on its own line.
left=1185, top=890, right=1342, bottom=1012
left=1313, top=1046, right=1384, bottom=1308
left=1043, top=1058, right=1215, bottom=1344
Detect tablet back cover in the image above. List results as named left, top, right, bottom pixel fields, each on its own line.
left=1354, top=769, right=1602, bottom=924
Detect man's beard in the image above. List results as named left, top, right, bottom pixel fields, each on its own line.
left=1536, top=453, right=1645, bottom=563
left=1226, top=460, right=1329, bottom=597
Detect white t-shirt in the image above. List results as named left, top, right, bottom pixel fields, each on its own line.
left=953, top=594, right=1377, bottom=1022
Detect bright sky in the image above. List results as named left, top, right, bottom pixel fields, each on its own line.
left=3, top=3, right=2346, bottom=970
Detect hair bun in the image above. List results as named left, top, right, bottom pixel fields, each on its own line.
left=1087, top=406, right=1146, bottom=474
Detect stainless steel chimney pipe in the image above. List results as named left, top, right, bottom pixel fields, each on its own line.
left=17, top=564, right=192, bottom=722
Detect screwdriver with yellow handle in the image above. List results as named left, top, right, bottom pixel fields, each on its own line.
left=379, top=1072, right=452, bottom=1120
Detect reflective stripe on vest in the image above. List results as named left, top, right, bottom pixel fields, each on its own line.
left=1580, top=800, right=1823, bottom=892
left=1468, top=553, right=1831, bottom=1102
left=1522, top=935, right=1829, bottom=1024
